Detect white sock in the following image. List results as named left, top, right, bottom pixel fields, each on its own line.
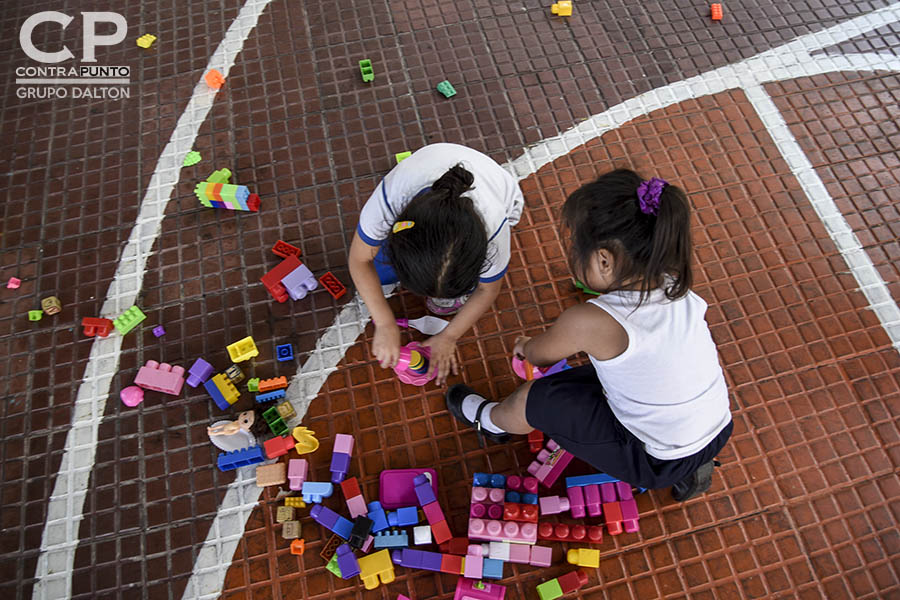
left=461, top=394, right=506, bottom=434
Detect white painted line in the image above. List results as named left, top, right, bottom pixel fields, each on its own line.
left=180, top=295, right=373, bottom=600
left=744, top=84, right=900, bottom=348
left=30, top=0, right=275, bottom=598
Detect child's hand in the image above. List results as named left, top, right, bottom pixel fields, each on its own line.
left=513, top=336, right=532, bottom=359
left=423, top=332, right=459, bottom=386
left=373, top=322, right=401, bottom=368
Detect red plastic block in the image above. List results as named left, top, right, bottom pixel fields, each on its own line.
left=527, top=429, right=544, bottom=453
left=272, top=240, right=301, bottom=258
left=261, top=255, right=302, bottom=303
left=341, top=477, right=368, bottom=519
left=431, top=519, right=452, bottom=544
left=319, top=271, right=347, bottom=299
left=441, top=553, right=463, bottom=574
left=558, top=570, right=589, bottom=594
left=264, top=435, right=295, bottom=459
left=422, top=501, right=445, bottom=524
left=710, top=3, right=723, bottom=20
left=439, top=537, right=470, bottom=556
left=537, top=521, right=603, bottom=544
left=247, top=193, right=261, bottom=212
left=81, top=317, right=114, bottom=337
left=134, top=360, right=185, bottom=395
left=503, top=503, right=538, bottom=523
left=603, top=501, right=624, bottom=535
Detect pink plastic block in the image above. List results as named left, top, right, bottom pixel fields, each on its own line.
left=529, top=545, right=553, bottom=567
left=120, top=386, right=144, bottom=407
left=620, top=497, right=640, bottom=533
left=397, top=596, right=411, bottom=600
left=538, top=495, right=570, bottom=516
left=362, top=535, right=374, bottom=553
left=507, top=544, right=531, bottom=564
left=584, top=484, right=602, bottom=517
left=566, top=486, right=586, bottom=519
left=472, top=487, right=506, bottom=504
left=616, top=481, right=634, bottom=501
left=463, top=554, right=483, bottom=579
left=287, top=459, right=308, bottom=491
left=134, top=360, right=185, bottom=395
left=453, top=578, right=506, bottom=600
left=422, top=501, right=445, bottom=524
left=467, top=518, right=538, bottom=544
left=334, top=433, right=354, bottom=455
left=467, top=544, right=487, bottom=556
left=600, top=482, right=617, bottom=503
left=380, top=468, right=437, bottom=509
left=527, top=440, right=574, bottom=487
left=7, top=277, right=21, bottom=289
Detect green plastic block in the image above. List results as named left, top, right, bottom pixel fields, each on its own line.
left=325, top=553, right=342, bottom=578
left=395, top=151, right=412, bottom=164
left=536, top=578, right=564, bottom=600
left=113, top=306, right=147, bottom=335
left=28, top=310, right=43, bottom=321
left=574, top=280, right=602, bottom=295
left=436, top=80, right=456, bottom=98
left=359, top=59, right=374, bottom=82
left=207, top=168, right=231, bottom=184
left=247, top=377, right=260, bottom=392
left=263, top=406, right=289, bottom=437
left=183, top=151, right=201, bottom=166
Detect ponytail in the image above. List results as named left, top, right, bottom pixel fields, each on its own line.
left=431, top=164, right=475, bottom=201
left=647, top=183, right=692, bottom=300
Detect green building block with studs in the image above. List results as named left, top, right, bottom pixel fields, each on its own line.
left=263, top=406, right=289, bottom=437
left=395, top=151, right=412, bottom=164
left=325, top=553, right=343, bottom=578
left=206, top=168, right=231, bottom=184
left=28, top=310, right=43, bottom=321
left=247, top=377, right=260, bottom=392
left=183, top=151, right=201, bottom=166
left=359, top=59, right=374, bottom=82
left=436, top=80, right=456, bottom=98
left=113, top=306, right=147, bottom=335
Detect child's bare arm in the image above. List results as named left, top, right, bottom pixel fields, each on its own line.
left=521, top=303, right=628, bottom=366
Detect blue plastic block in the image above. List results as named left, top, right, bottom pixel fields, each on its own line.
left=565, top=473, right=619, bottom=488
left=216, top=446, right=265, bottom=471
left=310, top=504, right=353, bottom=540
left=473, top=473, right=506, bottom=488
left=367, top=501, right=389, bottom=533
left=387, top=506, right=418, bottom=527
left=505, top=491, right=521, bottom=504
left=413, top=474, right=437, bottom=506
left=302, top=481, right=334, bottom=503
left=276, top=344, right=294, bottom=361
left=482, top=558, right=504, bottom=580
left=373, top=530, right=409, bottom=549
left=204, top=377, right=231, bottom=410
left=522, top=493, right=538, bottom=505
left=255, top=389, right=286, bottom=403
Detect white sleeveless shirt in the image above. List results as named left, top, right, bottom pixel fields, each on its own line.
left=587, top=289, right=731, bottom=460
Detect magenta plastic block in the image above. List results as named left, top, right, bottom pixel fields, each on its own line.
left=616, top=481, right=634, bottom=500
left=621, top=497, right=640, bottom=533
left=527, top=440, right=574, bottom=488
left=379, top=468, right=437, bottom=509
left=584, top=484, right=602, bottom=517
left=453, top=578, right=506, bottom=600
left=566, top=486, right=586, bottom=519
left=120, top=386, right=144, bottom=407
left=134, top=360, right=185, bottom=395
left=422, top=501, right=444, bottom=525
left=600, top=482, right=617, bottom=503
left=186, top=358, right=214, bottom=387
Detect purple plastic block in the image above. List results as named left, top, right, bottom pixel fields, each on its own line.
left=311, top=504, right=339, bottom=529
left=186, top=358, right=214, bottom=388
left=380, top=468, right=437, bottom=509
left=567, top=486, right=586, bottom=519
left=422, top=551, right=443, bottom=572
left=600, top=482, right=617, bottom=503
left=336, top=544, right=360, bottom=579
left=152, top=325, right=165, bottom=337
left=413, top=474, right=437, bottom=506
left=529, top=545, right=553, bottom=567
left=616, top=481, right=634, bottom=501
left=282, top=263, right=318, bottom=300
left=621, top=497, right=640, bottom=533
left=585, top=484, right=602, bottom=517
left=330, top=452, right=351, bottom=484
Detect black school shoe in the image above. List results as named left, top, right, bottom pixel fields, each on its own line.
left=671, top=460, right=720, bottom=502
left=446, top=384, right=511, bottom=447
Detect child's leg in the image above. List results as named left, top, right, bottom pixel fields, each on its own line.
left=489, top=382, right=534, bottom=435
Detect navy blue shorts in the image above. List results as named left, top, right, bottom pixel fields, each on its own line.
left=525, top=365, right=732, bottom=489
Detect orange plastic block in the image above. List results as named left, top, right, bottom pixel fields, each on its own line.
left=290, top=539, right=305, bottom=555
left=258, top=376, right=288, bottom=393
left=603, top=501, right=624, bottom=535
left=711, top=3, right=723, bottom=20
left=205, top=69, right=225, bottom=89
left=440, top=553, right=463, bottom=574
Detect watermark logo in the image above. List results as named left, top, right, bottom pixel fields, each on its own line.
left=16, top=11, right=130, bottom=99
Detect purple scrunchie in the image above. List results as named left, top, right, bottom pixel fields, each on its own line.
left=637, top=177, right=668, bottom=216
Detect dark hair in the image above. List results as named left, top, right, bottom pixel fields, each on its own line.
left=385, top=165, right=488, bottom=298
left=561, top=168, right=693, bottom=304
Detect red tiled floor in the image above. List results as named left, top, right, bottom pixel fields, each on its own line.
left=2, top=1, right=900, bottom=599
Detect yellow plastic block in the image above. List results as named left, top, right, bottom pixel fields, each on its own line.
left=136, top=34, right=156, bottom=48
left=227, top=336, right=259, bottom=362
left=357, top=549, right=395, bottom=590
left=284, top=497, right=306, bottom=508
left=212, top=373, right=239, bottom=406
left=567, top=547, right=600, bottom=568
left=551, top=1, right=572, bottom=16
left=292, top=426, right=320, bottom=454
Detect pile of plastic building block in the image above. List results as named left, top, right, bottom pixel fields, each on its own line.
left=260, top=240, right=346, bottom=303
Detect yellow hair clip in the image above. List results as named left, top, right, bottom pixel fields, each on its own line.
left=392, top=220, right=415, bottom=233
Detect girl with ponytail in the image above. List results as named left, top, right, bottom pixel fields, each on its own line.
left=349, top=143, right=525, bottom=384
left=446, top=169, right=733, bottom=502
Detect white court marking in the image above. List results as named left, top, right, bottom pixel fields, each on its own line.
left=29, top=2, right=900, bottom=600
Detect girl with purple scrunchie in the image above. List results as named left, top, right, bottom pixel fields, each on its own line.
left=447, top=169, right=733, bottom=501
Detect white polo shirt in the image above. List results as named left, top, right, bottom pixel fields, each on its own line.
left=356, top=143, right=524, bottom=283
